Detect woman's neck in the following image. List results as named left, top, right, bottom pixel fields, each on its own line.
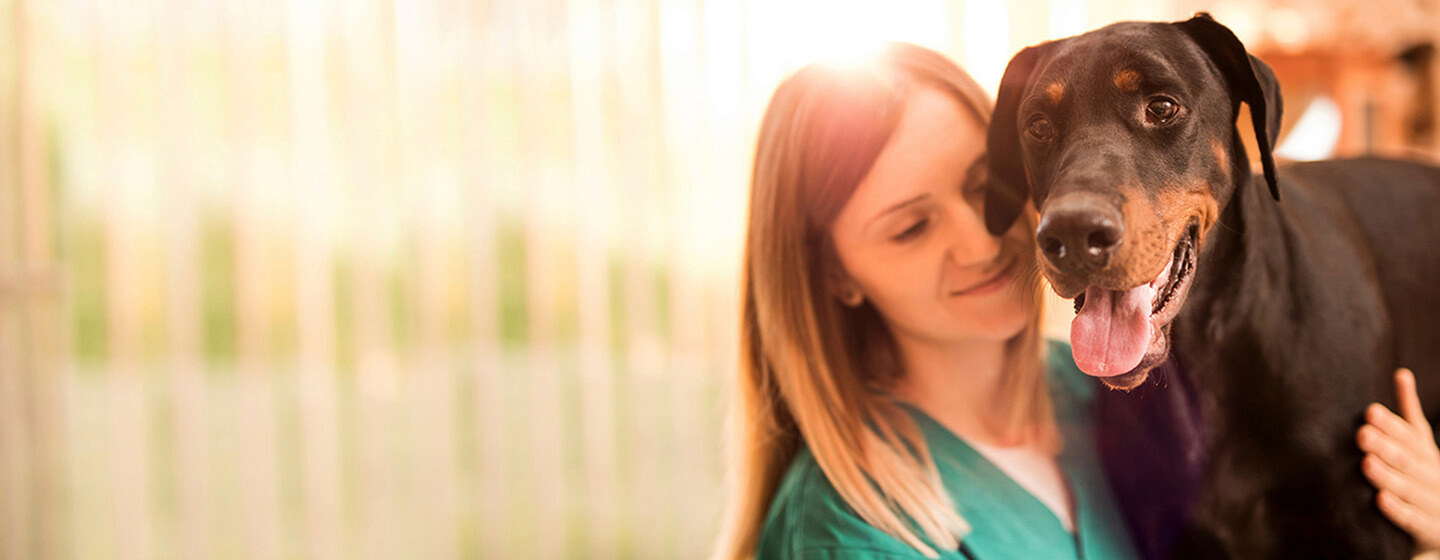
left=888, top=335, right=1026, bottom=446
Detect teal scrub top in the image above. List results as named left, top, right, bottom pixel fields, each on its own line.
left=754, top=341, right=1140, bottom=560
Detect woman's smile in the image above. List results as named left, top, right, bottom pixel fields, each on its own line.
left=950, top=257, right=1018, bottom=297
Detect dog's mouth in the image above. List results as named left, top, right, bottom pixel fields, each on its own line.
left=1069, top=223, right=1198, bottom=390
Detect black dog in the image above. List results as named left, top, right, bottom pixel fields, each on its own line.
left=984, top=14, right=1440, bottom=560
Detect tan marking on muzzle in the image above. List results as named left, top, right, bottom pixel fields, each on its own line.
left=1104, top=182, right=1216, bottom=293
left=1155, top=182, right=1220, bottom=252
left=1111, top=185, right=1173, bottom=289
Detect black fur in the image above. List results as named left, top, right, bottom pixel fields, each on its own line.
left=985, top=14, right=1440, bottom=560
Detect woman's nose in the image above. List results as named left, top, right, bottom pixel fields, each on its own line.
left=945, top=203, right=1003, bottom=266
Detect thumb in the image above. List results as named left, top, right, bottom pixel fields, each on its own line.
left=1396, top=368, right=1430, bottom=431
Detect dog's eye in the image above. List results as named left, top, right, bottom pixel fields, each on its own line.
left=1146, top=98, right=1180, bottom=123
left=1026, top=116, right=1055, bottom=142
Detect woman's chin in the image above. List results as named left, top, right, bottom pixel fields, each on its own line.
left=946, top=296, right=1029, bottom=339
left=939, top=306, right=1029, bottom=343
left=990, top=312, right=1030, bottom=341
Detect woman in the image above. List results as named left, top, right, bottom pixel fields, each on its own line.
left=713, top=42, right=1440, bottom=559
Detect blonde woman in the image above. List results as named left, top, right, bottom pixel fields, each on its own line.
left=714, top=42, right=1440, bottom=560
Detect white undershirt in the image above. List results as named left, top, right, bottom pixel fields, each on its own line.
left=965, top=438, right=1076, bottom=533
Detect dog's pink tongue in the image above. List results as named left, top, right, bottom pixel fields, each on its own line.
left=1070, top=284, right=1155, bottom=377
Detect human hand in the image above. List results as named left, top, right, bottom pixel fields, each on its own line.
left=1357, top=368, right=1440, bottom=558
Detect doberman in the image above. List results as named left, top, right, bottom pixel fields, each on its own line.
left=984, top=13, right=1440, bottom=560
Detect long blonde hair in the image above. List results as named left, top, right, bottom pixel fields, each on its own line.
left=712, top=43, right=1051, bottom=559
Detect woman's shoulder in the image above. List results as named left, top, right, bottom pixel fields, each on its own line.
left=755, top=447, right=945, bottom=559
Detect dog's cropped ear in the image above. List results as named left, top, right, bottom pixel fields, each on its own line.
left=986, top=44, right=1053, bottom=235
left=1174, top=14, right=1284, bottom=201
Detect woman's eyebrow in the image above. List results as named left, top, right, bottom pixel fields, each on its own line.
left=867, top=153, right=987, bottom=228
left=872, top=194, right=931, bottom=225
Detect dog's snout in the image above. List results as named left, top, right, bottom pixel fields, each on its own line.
left=1037, top=194, right=1124, bottom=272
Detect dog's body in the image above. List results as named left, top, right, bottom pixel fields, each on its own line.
left=983, top=16, right=1440, bottom=559
left=1101, top=158, right=1440, bottom=559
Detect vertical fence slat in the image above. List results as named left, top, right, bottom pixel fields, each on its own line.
left=614, top=0, right=671, bottom=556
left=224, top=0, right=282, bottom=557
left=703, top=2, right=750, bottom=554
left=658, top=0, right=712, bottom=555
left=518, top=1, right=568, bottom=555
left=343, top=2, right=401, bottom=558
left=67, top=4, right=102, bottom=559
left=566, top=0, right=620, bottom=556
left=156, top=0, right=212, bottom=558
left=462, top=0, right=508, bottom=555
left=396, top=1, right=459, bottom=557
left=284, top=1, right=343, bottom=559
left=96, top=1, right=155, bottom=558
left=14, top=0, right=67, bottom=557
left=700, top=0, right=747, bottom=549
left=0, top=1, right=34, bottom=557
left=0, top=271, right=30, bottom=560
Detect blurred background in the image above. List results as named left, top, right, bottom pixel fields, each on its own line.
left=0, top=0, right=1436, bottom=559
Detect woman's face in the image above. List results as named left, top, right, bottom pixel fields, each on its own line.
left=830, top=87, right=1030, bottom=347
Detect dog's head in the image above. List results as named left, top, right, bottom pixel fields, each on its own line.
left=985, top=14, right=1283, bottom=389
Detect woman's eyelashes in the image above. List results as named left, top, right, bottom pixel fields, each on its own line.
left=893, top=218, right=929, bottom=242
left=890, top=183, right=982, bottom=243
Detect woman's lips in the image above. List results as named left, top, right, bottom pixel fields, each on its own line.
left=950, top=259, right=1018, bottom=297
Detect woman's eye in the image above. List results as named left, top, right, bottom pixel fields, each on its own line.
left=894, top=219, right=929, bottom=242
left=1146, top=97, right=1180, bottom=123
left=1026, top=116, right=1055, bottom=142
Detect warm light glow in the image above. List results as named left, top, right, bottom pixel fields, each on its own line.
left=1208, top=0, right=1260, bottom=45
left=1275, top=96, right=1341, bottom=161
left=963, top=0, right=1010, bottom=97
left=709, top=0, right=953, bottom=278
left=1267, top=6, right=1310, bottom=53
left=742, top=0, right=950, bottom=87
left=1049, top=0, right=1088, bottom=40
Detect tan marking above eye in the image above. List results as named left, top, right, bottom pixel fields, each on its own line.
left=1045, top=82, right=1064, bottom=104
left=1113, top=69, right=1141, bottom=92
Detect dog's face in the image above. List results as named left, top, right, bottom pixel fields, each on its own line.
left=985, top=15, right=1283, bottom=389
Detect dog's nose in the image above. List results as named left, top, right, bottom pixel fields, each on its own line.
left=1036, top=195, right=1124, bottom=271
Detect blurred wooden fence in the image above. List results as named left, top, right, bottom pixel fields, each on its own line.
left=0, top=0, right=1122, bottom=559
left=36, top=0, right=1440, bottom=559
left=1, top=0, right=760, bottom=557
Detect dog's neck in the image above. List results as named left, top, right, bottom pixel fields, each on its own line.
left=1161, top=169, right=1318, bottom=476
left=1175, top=169, right=1300, bottom=381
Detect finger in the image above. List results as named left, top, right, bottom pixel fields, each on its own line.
left=1358, top=425, right=1416, bottom=474
left=1397, top=368, right=1432, bottom=433
left=1364, top=453, right=1419, bottom=502
left=1377, top=489, right=1431, bottom=539
left=1372, top=453, right=1440, bottom=544
left=1368, top=402, right=1420, bottom=442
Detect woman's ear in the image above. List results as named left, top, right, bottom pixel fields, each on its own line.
left=827, top=269, right=866, bottom=307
